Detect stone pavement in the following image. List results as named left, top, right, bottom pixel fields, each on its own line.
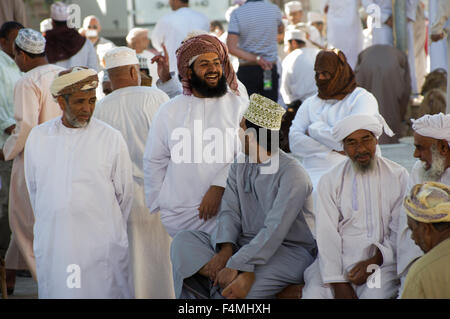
left=4, top=138, right=418, bottom=299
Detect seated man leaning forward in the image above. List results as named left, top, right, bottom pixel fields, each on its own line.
left=170, top=94, right=317, bottom=299
left=302, top=113, right=409, bottom=299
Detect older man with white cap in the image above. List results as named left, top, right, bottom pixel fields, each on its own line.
left=396, top=113, right=450, bottom=297
left=45, top=1, right=98, bottom=71
left=94, top=47, right=174, bottom=299
left=24, top=66, right=134, bottom=298
left=2, top=28, right=64, bottom=291
left=285, top=1, right=304, bottom=25
left=126, top=28, right=158, bottom=84
left=171, top=94, right=316, bottom=299
left=307, top=11, right=326, bottom=48
left=302, top=113, right=409, bottom=299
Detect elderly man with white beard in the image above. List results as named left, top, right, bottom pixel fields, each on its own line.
left=396, top=113, right=450, bottom=297
left=302, top=113, right=409, bottom=299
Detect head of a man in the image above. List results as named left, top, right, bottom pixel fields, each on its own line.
left=13, top=28, right=47, bottom=73
left=285, top=1, right=303, bottom=25
left=343, top=129, right=378, bottom=173
left=210, top=21, right=224, bottom=37
left=284, top=29, right=306, bottom=54
left=83, top=16, right=101, bottom=43
left=240, top=94, right=285, bottom=159
left=126, top=28, right=149, bottom=54
left=176, top=33, right=239, bottom=97
left=405, top=182, right=450, bottom=253
left=51, top=67, right=99, bottom=128
left=50, top=2, right=69, bottom=27
left=314, top=49, right=356, bottom=100
left=413, top=133, right=450, bottom=181
left=312, top=21, right=324, bottom=33
left=169, top=0, right=189, bottom=11
left=104, top=47, right=141, bottom=91
left=0, top=22, right=24, bottom=58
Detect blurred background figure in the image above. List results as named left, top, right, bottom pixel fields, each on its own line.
left=210, top=20, right=225, bottom=40
left=285, top=1, right=304, bottom=25
left=39, top=18, right=52, bottom=36
left=362, top=0, right=394, bottom=46
left=126, top=28, right=158, bottom=86
left=307, top=11, right=326, bottom=48
left=0, top=0, right=27, bottom=27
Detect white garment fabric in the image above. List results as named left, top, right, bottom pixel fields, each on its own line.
left=54, top=40, right=99, bottom=71
left=280, top=47, right=319, bottom=104
left=302, top=156, right=409, bottom=299
left=289, top=87, right=380, bottom=189
left=324, top=0, right=364, bottom=69
left=429, top=0, right=449, bottom=72
left=137, top=50, right=159, bottom=87
left=151, top=7, right=209, bottom=73
left=94, top=86, right=174, bottom=298
left=396, top=162, right=450, bottom=296
left=331, top=113, right=394, bottom=142
left=143, top=87, right=248, bottom=238
left=362, top=0, right=394, bottom=46
left=24, top=117, right=134, bottom=299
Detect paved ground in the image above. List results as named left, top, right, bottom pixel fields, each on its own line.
left=3, top=138, right=417, bottom=299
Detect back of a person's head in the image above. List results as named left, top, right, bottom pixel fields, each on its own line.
left=0, top=21, right=24, bottom=39
left=421, top=68, right=447, bottom=95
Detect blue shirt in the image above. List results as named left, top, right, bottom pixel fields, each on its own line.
left=228, top=0, right=282, bottom=63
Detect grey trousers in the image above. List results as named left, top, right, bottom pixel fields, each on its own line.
left=0, top=160, right=12, bottom=259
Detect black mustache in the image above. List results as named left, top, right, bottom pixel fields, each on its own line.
left=355, top=153, right=371, bottom=159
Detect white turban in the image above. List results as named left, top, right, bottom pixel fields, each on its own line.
left=51, top=67, right=98, bottom=97
left=411, top=113, right=450, bottom=146
left=332, top=113, right=394, bottom=142
left=51, top=2, right=69, bottom=21
left=285, top=1, right=303, bottom=14
left=308, top=11, right=324, bottom=24
left=285, top=29, right=307, bottom=43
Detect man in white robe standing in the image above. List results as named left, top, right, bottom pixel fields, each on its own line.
left=151, top=0, right=209, bottom=74
left=323, top=0, right=364, bottom=69
left=396, top=113, right=450, bottom=297
left=289, top=49, right=379, bottom=189
left=302, top=113, right=409, bottom=299
left=144, top=34, right=248, bottom=238
left=430, top=0, right=450, bottom=114
left=2, top=28, right=63, bottom=288
left=24, top=66, right=134, bottom=299
left=362, top=0, right=394, bottom=46
left=94, top=47, right=174, bottom=299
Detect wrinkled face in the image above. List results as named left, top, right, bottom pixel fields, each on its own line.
left=343, top=129, right=378, bottom=172
left=190, top=52, right=223, bottom=88
left=58, top=89, right=97, bottom=128
left=0, top=28, right=20, bottom=58
left=414, top=132, right=436, bottom=171
left=287, top=11, right=303, bottom=25
left=407, top=216, right=431, bottom=253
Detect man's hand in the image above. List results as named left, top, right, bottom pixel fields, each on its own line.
left=204, top=244, right=233, bottom=283
left=347, top=249, right=383, bottom=286
left=198, top=185, right=225, bottom=221
left=256, top=56, right=273, bottom=71
left=324, top=5, right=329, bottom=14
left=331, top=283, right=358, bottom=299
left=222, top=272, right=255, bottom=299
left=431, top=33, right=445, bottom=42
left=215, top=267, right=238, bottom=289
left=150, top=43, right=171, bottom=83
left=4, top=124, right=15, bottom=135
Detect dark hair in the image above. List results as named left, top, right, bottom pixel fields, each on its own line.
left=245, top=119, right=276, bottom=153
left=52, top=20, right=67, bottom=27
left=432, top=222, right=450, bottom=232
left=289, top=39, right=306, bottom=47
left=180, top=0, right=189, bottom=3
left=0, top=21, right=24, bottom=39
left=14, top=43, right=46, bottom=58
left=210, top=20, right=224, bottom=32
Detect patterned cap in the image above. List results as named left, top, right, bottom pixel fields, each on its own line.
left=104, top=47, right=139, bottom=70
left=51, top=1, right=69, bottom=21
left=15, top=28, right=46, bottom=55
left=404, top=182, right=450, bottom=223
left=244, top=94, right=286, bottom=131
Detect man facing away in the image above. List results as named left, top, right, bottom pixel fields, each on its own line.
left=302, top=113, right=409, bottom=299
left=396, top=113, right=450, bottom=295
left=289, top=49, right=380, bottom=189
left=2, top=28, right=64, bottom=288
left=171, top=94, right=317, bottom=299
left=24, top=67, right=134, bottom=299
left=143, top=34, right=248, bottom=238
left=401, top=182, right=450, bottom=299
left=151, top=0, right=209, bottom=74
left=94, top=47, right=174, bottom=299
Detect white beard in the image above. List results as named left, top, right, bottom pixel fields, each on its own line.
left=419, top=145, right=446, bottom=182
left=352, top=155, right=377, bottom=174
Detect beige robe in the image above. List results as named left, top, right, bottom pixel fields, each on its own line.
left=3, top=64, right=64, bottom=279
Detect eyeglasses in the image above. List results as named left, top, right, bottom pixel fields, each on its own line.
left=87, top=25, right=98, bottom=30
left=343, top=135, right=376, bottom=149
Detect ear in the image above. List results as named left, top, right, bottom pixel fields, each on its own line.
left=56, top=96, right=67, bottom=112
left=187, top=67, right=193, bottom=80
left=437, top=139, right=449, bottom=156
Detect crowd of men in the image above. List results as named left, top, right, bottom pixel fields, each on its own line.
left=0, top=0, right=449, bottom=300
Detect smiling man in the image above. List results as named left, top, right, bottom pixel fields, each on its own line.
left=144, top=34, right=248, bottom=238
left=24, top=66, right=134, bottom=298
left=302, top=113, right=409, bottom=299
left=396, top=113, right=450, bottom=296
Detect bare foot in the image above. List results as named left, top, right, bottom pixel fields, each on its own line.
left=221, top=272, right=255, bottom=299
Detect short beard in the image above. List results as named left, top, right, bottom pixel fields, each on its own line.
left=420, top=144, right=447, bottom=181
left=352, top=155, right=376, bottom=174
left=189, top=70, right=228, bottom=98
left=65, top=105, right=90, bottom=128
